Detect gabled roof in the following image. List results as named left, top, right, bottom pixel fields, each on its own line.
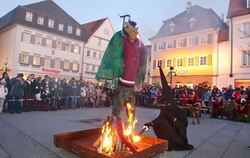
left=23, top=0, right=80, bottom=26
left=0, top=0, right=86, bottom=41
left=227, top=0, right=250, bottom=18
left=150, top=5, right=228, bottom=40
left=218, top=28, right=229, bottom=42
left=81, top=18, right=107, bottom=40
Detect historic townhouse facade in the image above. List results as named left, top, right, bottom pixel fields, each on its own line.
left=150, top=2, right=227, bottom=87
left=81, top=18, right=114, bottom=81
left=0, top=0, right=86, bottom=79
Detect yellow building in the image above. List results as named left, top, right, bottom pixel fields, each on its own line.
left=149, top=2, right=228, bottom=87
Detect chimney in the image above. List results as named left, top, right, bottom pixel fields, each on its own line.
left=186, top=1, right=192, bottom=14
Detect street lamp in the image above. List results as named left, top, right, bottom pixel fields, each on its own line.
left=167, top=66, right=177, bottom=87
left=1, top=58, right=11, bottom=73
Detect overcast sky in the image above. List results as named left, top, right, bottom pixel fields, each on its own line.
left=0, top=0, right=230, bottom=44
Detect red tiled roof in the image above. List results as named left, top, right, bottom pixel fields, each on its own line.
left=218, top=29, right=229, bottom=42
left=227, top=0, right=250, bottom=18
left=81, top=18, right=107, bottom=40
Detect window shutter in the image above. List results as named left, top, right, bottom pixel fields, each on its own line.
left=173, top=58, right=176, bottom=67
left=52, top=40, right=56, bottom=48
left=162, top=59, right=165, bottom=68
left=195, top=56, right=199, bottom=66
left=69, top=62, right=73, bottom=71
left=78, top=46, right=81, bottom=54
left=41, top=38, right=46, bottom=46
left=70, top=45, right=74, bottom=53
left=29, top=55, right=33, bottom=65
left=153, top=60, right=156, bottom=69
left=50, top=59, right=55, bottom=68
left=21, top=32, right=24, bottom=42
left=183, top=57, right=187, bottom=66
left=40, top=57, right=44, bottom=66
left=208, top=54, right=212, bottom=65
left=60, top=61, right=64, bottom=69
left=30, top=35, right=35, bottom=44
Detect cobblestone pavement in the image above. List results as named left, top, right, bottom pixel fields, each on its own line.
left=0, top=107, right=249, bottom=158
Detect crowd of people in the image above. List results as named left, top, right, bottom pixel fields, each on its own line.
left=0, top=72, right=114, bottom=114
left=137, top=83, right=250, bottom=122
left=0, top=72, right=249, bottom=123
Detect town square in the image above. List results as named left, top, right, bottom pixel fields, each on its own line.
left=0, top=0, right=249, bottom=158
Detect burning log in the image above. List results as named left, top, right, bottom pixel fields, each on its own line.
left=95, top=102, right=142, bottom=156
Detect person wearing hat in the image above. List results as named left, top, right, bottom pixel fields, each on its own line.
left=0, top=79, right=8, bottom=113
left=96, top=19, right=148, bottom=153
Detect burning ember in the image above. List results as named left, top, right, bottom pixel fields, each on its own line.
left=94, top=103, right=141, bottom=156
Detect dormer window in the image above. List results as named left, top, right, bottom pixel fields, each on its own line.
left=76, top=28, right=81, bottom=36
left=25, top=11, right=33, bottom=22
left=58, top=24, right=64, bottom=31
left=48, top=19, right=54, bottom=28
left=189, top=18, right=196, bottom=29
left=67, top=25, right=73, bottom=34
left=37, top=16, right=44, bottom=25
left=169, top=22, right=176, bottom=33
left=247, top=0, right=250, bottom=8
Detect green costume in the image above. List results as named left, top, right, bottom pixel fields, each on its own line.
left=96, top=31, right=147, bottom=117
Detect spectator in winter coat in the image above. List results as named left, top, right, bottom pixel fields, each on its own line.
left=9, top=73, right=24, bottom=113
left=0, top=79, right=8, bottom=113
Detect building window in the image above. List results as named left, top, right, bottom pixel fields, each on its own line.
left=153, top=60, right=156, bottom=69
left=74, top=45, right=80, bottom=53
left=92, top=65, right=95, bottom=72
left=48, top=19, right=54, bottom=28
left=189, top=36, right=199, bottom=46
left=93, top=52, right=97, bottom=58
left=87, top=50, right=91, bottom=57
left=56, top=41, right=62, bottom=49
left=63, top=60, right=70, bottom=70
left=167, top=41, right=172, bottom=48
left=46, top=39, right=52, bottom=48
left=242, top=51, right=250, bottom=66
left=37, top=16, right=44, bottom=25
left=19, top=53, right=29, bottom=64
left=173, top=40, right=177, bottom=48
left=22, top=32, right=31, bottom=43
left=76, top=28, right=81, bottom=36
left=177, top=58, right=183, bottom=67
left=72, top=63, right=79, bottom=71
left=99, top=53, right=102, bottom=59
left=200, top=35, right=209, bottom=45
left=62, top=42, right=70, bottom=51
left=25, top=11, right=33, bottom=22
left=188, top=57, right=194, bottom=66
left=247, top=0, right=250, bottom=8
left=67, top=25, right=73, bottom=34
left=169, top=22, right=175, bottom=33
left=44, top=57, right=50, bottom=67
left=178, top=38, right=187, bottom=47
left=35, top=36, right=42, bottom=45
left=189, top=18, right=196, bottom=29
left=158, top=41, right=166, bottom=50
left=243, top=22, right=250, bottom=37
left=157, top=60, right=162, bottom=67
left=85, top=64, right=89, bottom=71
left=33, top=56, right=40, bottom=66
left=200, top=56, right=207, bottom=66
left=54, top=59, right=61, bottom=69
left=166, top=59, right=172, bottom=67
left=58, top=24, right=64, bottom=31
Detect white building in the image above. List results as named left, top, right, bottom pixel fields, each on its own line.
left=0, top=0, right=86, bottom=79
left=81, top=18, right=114, bottom=81
left=217, top=0, right=250, bottom=88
